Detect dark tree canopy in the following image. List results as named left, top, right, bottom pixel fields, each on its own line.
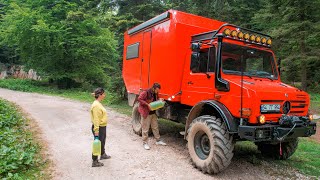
left=0, top=0, right=319, bottom=92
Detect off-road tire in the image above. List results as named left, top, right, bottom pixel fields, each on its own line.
left=256, top=138, right=298, bottom=160
left=132, top=102, right=142, bottom=136
left=187, top=115, right=234, bottom=174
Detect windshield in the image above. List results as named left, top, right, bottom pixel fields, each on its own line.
left=221, top=43, right=278, bottom=79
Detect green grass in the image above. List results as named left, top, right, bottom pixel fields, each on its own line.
left=235, top=139, right=320, bottom=177
left=108, top=101, right=132, bottom=115
left=310, top=93, right=320, bottom=114
left=276, top=138, right=320, bottom=177
left=0, top=98, right=49, bottom=179
left=0, top=78, right=319, bottom=177
left=0, top=79, right=119, bottom=105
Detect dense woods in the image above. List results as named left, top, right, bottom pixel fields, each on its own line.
left=0, top=0, right=319, bottom=95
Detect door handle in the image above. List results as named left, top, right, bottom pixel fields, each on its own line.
left=188, top=81, right=194, bottom=85
left=141, top=58, right=144, bottom=62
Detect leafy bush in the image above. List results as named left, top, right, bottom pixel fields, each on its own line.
left=0, top=99, right=45, bottom=178
left=0, top=1, right=119, bottom=89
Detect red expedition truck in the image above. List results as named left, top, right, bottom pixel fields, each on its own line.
left=122, top=10, right=316, bottom=174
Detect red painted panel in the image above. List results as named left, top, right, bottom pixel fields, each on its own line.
left=141, top=31, right=152, bottom=89
left=123, top=10, right=226, bottom=99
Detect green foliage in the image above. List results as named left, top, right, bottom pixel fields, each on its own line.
left=253, top=0, right=320, bottom=91
left=0, top=0, right=119, bottom=89
left=0, top=98, right=47, bottom=179
left=1, top=0, right=320, bottom=96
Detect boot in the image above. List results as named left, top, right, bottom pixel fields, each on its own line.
left=156, top=140, right=167, bottom=146
left=100, top=153, right=111, bottom=160
left=92, top=160, right=104, bottom=167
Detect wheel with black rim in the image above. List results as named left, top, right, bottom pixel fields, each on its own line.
left=256, top=138, right=298, bottom=160
left=132, top=102, right=142, bottom=136
left=187, top=115, right=234, bottom=174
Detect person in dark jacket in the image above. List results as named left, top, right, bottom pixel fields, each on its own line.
left=138, top=82, right=167, bottom=150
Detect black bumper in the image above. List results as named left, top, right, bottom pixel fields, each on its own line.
left=238, top=121, right=317, bottom=142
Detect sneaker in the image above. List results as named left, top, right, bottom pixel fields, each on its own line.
left=143, top=143, right=151, bottom=150
left=156, top=140, right=167, bottom=146
left=92, top=160, right=104, bottom=167
left=100, top=153, right=111, bottom=160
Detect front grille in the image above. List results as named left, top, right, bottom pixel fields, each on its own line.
left=296, top=94, right=307, bottom=99
left=260, top=99, right=308, bottom=115
left=289, top=99, right=307, bottom=114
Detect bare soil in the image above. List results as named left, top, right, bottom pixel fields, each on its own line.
left=0, top=88, right=315, bottom=180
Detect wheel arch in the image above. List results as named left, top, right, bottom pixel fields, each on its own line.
left=184, top=100, right=238, bottom=139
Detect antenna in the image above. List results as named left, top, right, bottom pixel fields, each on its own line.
left=240, top=55, right=244, bottom=126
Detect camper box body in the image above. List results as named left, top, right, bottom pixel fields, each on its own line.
left=122, top=10, right=224, bottom=103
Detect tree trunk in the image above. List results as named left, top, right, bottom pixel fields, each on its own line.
left=301, top=59, right=307, bottom=91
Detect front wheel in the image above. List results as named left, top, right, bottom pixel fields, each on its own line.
left=187, top=115, right=234, bottom=174
left=256, top=138, right=298, bottom=160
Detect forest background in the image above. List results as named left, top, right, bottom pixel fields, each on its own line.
left=0, top=0, right=320, bottom=98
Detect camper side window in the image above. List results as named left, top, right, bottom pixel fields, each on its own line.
left=190, top=47, right=215, bottom=73
left=126, top=43, right=140, bottom=60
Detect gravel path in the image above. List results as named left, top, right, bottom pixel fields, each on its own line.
left=0, top=88, right=311, bottom=180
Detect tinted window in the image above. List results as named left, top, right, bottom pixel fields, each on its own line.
left=126, top=43, right=139, bottom=60
left=222, top=43, right=278, bottom=79
left=190, top=47, right=215, bottom=73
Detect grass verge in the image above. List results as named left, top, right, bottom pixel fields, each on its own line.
left=310, top=93, right=320, bottom=114
left=235, top=139, right=320, bottom=177
left=0, top=79, right=118, bottom=105
left=0, top=98, right=50, bottom=179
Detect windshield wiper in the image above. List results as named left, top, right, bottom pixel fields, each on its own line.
left=245, top=74, right=252, bottom=79
left=264, top=76, right=274, bottom=81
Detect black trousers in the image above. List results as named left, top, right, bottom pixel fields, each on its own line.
left=91, top=125, right=106, bottom=161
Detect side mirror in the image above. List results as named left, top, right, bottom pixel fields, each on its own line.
left=191, top=43, right=201, bottom=52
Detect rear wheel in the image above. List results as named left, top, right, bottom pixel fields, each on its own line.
left=187, top=115, right=234, bottom=174
left=132, top=102, right=142, bottom=136
left=256, top=138, right=298, bottom=160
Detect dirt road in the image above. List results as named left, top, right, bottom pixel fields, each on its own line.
left=0, top=88, right=310, bottom=180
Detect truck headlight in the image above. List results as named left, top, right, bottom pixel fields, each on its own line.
left=309, top=114, right=313, bottom=121
left=259, top=115, right=266, bottom=124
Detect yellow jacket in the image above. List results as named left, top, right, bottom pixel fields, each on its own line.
left=90, top=100, right=107, bottom=133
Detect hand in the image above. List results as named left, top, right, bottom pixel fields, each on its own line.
left=148, top=104, right=152, bottom=110
left=159, top=98, right=164, bottom=101
left=94, top=132, right=99, bottom=136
